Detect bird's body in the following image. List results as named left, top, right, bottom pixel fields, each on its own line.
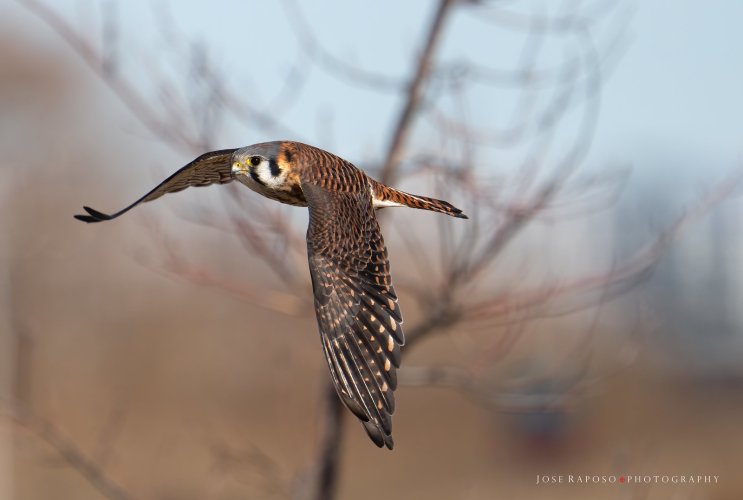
left=75, top=140, right=466, bottom=449
left=231, top=141, right=465, bottom=216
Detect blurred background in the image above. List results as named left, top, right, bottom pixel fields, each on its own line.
left=1, top=1, right=743, bottom=499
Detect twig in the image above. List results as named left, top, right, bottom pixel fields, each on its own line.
left=379, top=0, right=457, bottom=185
left=2, top=401, right=134, bottom=500
left=306, top=384, right=345, bottom=500
left=18, top=0, right=195, bottom=152
left=279, top=0, right=404, bottom=93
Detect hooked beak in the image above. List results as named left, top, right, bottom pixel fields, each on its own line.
left=232, top=161, right=248, bottom=177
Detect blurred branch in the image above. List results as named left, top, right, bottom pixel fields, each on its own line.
left=137, top=220, right=309, bottom=317
left=466, top=0, right=624, bottom=34
left=5, top=262, right=132, bottom=499
left=400, top=365, right=476, bottom=393
left=400, top=364, right=587, bottom=414
left=18, top=0, right=195, bottom=152
left=379, top=0, right=457, bottom=186
left=208, top=441, right=290, bottom=499
left=401, top=285, right=640, bottom=415
left=7, top=268, right=33, bottom=411
left=302, top=383, right=346, bottom=500
left=92, top=407, right=126, bottom=470
left=1, top=400, right=134, bottom=500
left=17, top=0, right=313, bottom=305
left=296, top=3, right=461, bottom=498
left=410, top=167, right=743, bottom=352
left=19, top=0, right=298, bottom=151
left=149, top=0, right=301, bottom=140
left=279, top=0, right=404, bottom=92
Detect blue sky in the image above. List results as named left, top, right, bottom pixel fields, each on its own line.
left=597, top=1, right=743, bottom=169
left=5, top=0, right=743, bottom=181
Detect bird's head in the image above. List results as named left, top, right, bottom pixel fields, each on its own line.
left=232, top=141, right=293, bottom=189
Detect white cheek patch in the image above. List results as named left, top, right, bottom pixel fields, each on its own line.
left=255, top=160, right=285, bottom=189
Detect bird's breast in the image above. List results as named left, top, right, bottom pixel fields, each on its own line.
left=236, top=174, right=308, bottom=207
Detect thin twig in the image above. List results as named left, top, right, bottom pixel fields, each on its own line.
left=379, top=0, right=457, bottom=185
left=2, top=401, right=134, bottom=500
left=306, top=384, right=345, bottom=500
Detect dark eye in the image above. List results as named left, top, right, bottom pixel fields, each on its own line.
left=250, top=156, right=261, bottom=167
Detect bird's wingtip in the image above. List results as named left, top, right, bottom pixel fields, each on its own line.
left=362, top=420, right=395, bottom=450
left=384, top=435, right=395, bottom=450
left=74, top=213, right=97, bottom=223
left=74, top=206, right=112, bottom=223
left=84, top=206, right=112, bottom=219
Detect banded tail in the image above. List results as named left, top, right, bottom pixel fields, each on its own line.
left=370, top=179, right=468, bottom=219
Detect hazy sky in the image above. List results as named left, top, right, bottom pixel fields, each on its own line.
left=5, top=0, right=743, bottom=180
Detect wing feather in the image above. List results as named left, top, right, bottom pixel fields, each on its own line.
left=303, top=179, right=404, bottom=450
left=74, top=148, right=237, bottom=223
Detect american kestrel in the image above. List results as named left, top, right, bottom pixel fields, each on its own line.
left=75, top=141, right=467, bottom=449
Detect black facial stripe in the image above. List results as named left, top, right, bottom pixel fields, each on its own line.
left=285, top=150, right=293, bottom=163
left=249, top=168, right=267, bottom=186
left=269, top=159, right=281, bottom=177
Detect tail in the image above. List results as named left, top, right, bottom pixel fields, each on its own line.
left=371, top=180, right=468, bottom=219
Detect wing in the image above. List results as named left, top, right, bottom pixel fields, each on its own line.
left=303, top=180, right=404, bottom=450
left=74, top=148, right=238, bottom=223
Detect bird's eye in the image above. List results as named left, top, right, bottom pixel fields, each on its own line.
left=250, top=156, right=262, bottom=167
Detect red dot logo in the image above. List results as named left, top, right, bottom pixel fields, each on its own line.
left=620, top=476, right=625, bottom=483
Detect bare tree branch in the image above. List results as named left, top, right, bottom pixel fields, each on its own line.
left=2, top=401, right=134, bottom=500
left=18, top=0, right=194, bottom=151
left=279, top=0, right=405, bottom=93
left=303, top=384, right=345, bottom=500
left=379, top=0, right=458, bottom=185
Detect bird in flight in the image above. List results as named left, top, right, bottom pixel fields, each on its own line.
left=75, top=141, right=467, bottom=449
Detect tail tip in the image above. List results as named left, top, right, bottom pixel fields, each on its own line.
left=447, top=205, right=468, bottom=219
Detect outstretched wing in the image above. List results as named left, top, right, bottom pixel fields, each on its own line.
left=303, top=180, right=405, bottom=450
left=74, top=148, right=238, bottom=223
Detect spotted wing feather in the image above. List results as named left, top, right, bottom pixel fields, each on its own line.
left=303, top=180, right=404, bottom=450
left=74, top=148, right=238, bottom=223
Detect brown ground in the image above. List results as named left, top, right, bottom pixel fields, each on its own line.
left=5, top=232, right=743, bottom=500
